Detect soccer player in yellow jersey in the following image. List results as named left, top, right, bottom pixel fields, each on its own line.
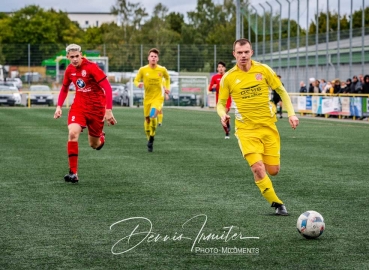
left=217, top=38, right=299, bottom=215
left=134, top=48, right=170, bottom=152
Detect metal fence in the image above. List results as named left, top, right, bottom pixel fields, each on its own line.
left=1, top=27, right=368, bottom=93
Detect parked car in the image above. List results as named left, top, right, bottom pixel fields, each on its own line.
left=29, top=85, right=54, bottom=106
left=0, top=81, right=20, bottom=92
left=111, top=83, right=129, bottom=106
left=126, top=81, right=144, bottom=106
left=0, top=85, right=21, bottom=106
left=4, top=78, right=23, bottom=89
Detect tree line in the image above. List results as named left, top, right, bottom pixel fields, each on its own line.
left=0, top=0, right=368, bottom=72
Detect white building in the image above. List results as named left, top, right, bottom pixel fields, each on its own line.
left=67, top=12, right=117, bottom=29
left=4, top=11, right=118, bottom=29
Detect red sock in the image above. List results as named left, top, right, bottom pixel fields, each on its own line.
left=67, top=141, right=78, bottom=174
left=222, top=125, right=229, bottom=134
left=100, top=133, right=105, bottom=145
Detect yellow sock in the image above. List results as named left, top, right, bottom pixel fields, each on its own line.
left=150, top=117, right=157, bottom=137
left=158, top=113, right=163, bottom=124
left=255, top=175, right=283, bottom=205
left=144, top=121, right=150, bottom=140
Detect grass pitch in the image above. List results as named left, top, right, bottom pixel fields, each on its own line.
left=0, top=107, right=368, bottom=269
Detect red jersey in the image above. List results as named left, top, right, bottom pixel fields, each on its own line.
left=209, top=73, right=232, bottom=109
left=62, top=58, right=107, bottom=110
left=209, top=73, right=223, bottom=96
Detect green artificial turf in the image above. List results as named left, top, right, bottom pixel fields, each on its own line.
left=0, top=107, right=368, bottom=269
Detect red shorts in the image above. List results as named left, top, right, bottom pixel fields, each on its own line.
left=68, top=107, right=105, bottom=137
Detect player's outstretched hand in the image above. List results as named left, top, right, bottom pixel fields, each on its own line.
left=220, top=114, right=231, bottom=128
left=105, top=109, right=117, bottom=126
left=54, top=106, right=62, bottom=119
left=289, top=115, right=299, bottom=130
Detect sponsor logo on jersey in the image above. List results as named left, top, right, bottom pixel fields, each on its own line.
left=76, top=78, right=86, bottom=88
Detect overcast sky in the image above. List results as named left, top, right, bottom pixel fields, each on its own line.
left=2, top=0, right=365, bottom=29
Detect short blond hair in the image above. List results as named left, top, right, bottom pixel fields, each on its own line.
left=66, top=44, right=81, bottom=53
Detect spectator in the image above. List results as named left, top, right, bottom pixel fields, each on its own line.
left=358, top=74, right=364, bottom=85
left=299, top=81, right=307, bottom=93
left=323, top=81, right=332, bottom=94
left=362, top=75, right=369, bottom=94
left=340, top=81, right=349, bottom=93
left=308, top=77, right=315, bottom=93
left=313, top=80, right=321, bottom=93
left=351, top=75, right=363, bottom=94
left=319, top=79, right=327, bottom=92
left=333, top=79, right=341, bottom=94
left=346, top=78, right=352, bottom=92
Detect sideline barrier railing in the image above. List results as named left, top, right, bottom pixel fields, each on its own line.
left=289, top=93, right=369, bottom=120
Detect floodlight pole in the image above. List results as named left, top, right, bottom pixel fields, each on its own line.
left=250, top=5, right=259, bottom=60
left=297, top=0, right=300, bottom=79
left=259, top=3, right=266, bottom=62
left=236, top=0, right=241, bottom=39
left=306, top=0, right=309, bottom=85
left=349, top=0, right=353, bottom=77
left=285, top=0, right=291, bottom=88
left=326, top=0, right=329, bottom=81
left=266, top=1, right=273, bottom=68
left=337, top=0, right=340, bottom=79
left=275, top=0, right=282, bottom=74
left=248, top=7, right=251, bottom=41
left=315, top=0, right=319, bottom=80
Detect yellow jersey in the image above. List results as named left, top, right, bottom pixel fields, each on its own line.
left=218, top=60, right=294, bottom=129
left=134, top=65, right=170, bottom=103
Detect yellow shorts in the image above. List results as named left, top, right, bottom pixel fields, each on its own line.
left=144, top=98, right=164, bottom=117
left=235, top=124, right=280, bottom=166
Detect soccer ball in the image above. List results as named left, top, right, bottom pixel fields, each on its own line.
left=296, top=210, right=325, bottom=239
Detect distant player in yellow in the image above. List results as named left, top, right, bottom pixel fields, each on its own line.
left=217, top=38, right=299, bottom=215
left=134, top=48, right=170, bottom=152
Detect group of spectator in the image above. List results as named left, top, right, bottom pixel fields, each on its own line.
left=299, top=74, right=369, bottom=94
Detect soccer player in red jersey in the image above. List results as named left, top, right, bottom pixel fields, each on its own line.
left=54, top=44, right=117, bottom=183
left=209, top=61, right=232, bottom=139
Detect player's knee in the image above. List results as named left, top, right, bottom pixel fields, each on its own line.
left=266, top=165, right=280, bottom=176
left=145, top=117, right=150, bottom=124
left=89, top=140, right=99, bottom=149
left=251, top=161, right=266, bottom=180
left=68, top=130, right=79, bottom=141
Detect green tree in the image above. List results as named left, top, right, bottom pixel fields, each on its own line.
left=166, top=12, right=184, bottom=35
left=0, top=5, right=83, bottom=66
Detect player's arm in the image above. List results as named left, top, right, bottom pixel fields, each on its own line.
left=98, top=78, right=117, bottom=125
left=54, top=71, right=71, bottom=119
left=275, top=85, right=299, bottom=129
left=90, top=63, right=117, bottom=126
left=134, top=69, right=143, bottom=88
left=208, top=76, right=214, bottom=91
left=216, top=77, right=231, bottom=127
left=163, top=69, right=170, bottom=95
